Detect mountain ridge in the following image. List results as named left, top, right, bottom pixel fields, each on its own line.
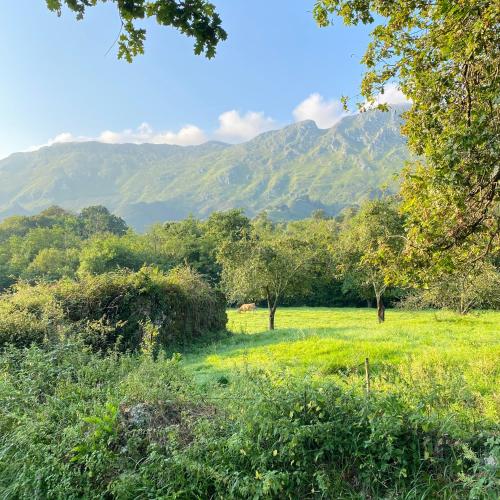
left=0, top=107, right=409, bottom=230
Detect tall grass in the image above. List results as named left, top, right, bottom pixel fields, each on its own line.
left=0, top=307, right=498, bottom=498
left=0, top=341, right=498, bottom=498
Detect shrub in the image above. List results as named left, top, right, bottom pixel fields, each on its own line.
left=399, top=261, right=500, bottom=314
left=0, top=266, right=227, bottom=352
left=0, top=282, right=66, bottom=348
left=0, top=345, right=497, bottom=499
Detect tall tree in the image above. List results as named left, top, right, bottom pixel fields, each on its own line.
left=146, top=216, right=219, bottom=281
left=45, top=0, right=227, bottom=61
left=336, top=198, right=405, bottom=322
left=79, top=206, right=128, bottom=237
left=218, top=225, right=318, bottom=330
left=205, top=209, right=251, bottom=244
left=314, top=0, right=500, bottom=274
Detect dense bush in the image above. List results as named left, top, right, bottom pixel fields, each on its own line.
left=0, top=266, right=227, bottom=352
left=0, top=343, right=497, bottom=499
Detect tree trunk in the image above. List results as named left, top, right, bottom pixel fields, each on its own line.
left=269, top=306, right=276, bottom=330
left=266, top=288, right=277, bottom=330
left=376, top=294, right=385, bottom=323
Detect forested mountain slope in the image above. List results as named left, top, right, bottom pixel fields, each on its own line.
left=0, top=107, right=408, bottom=230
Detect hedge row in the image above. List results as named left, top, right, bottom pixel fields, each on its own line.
left=0, top=266, right=227, bottom=352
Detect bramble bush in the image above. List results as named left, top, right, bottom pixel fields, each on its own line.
left=0, top=266, right=227, bottom=352
left=0, top=342, right=497, bottom=499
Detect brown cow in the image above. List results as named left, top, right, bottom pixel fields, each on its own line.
left=238, top=303, right=256, bottom=313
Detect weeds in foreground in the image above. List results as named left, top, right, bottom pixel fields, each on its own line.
left=0, top=341, right=498, bottom=499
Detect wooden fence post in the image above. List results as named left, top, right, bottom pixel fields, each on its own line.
left=364, top=357, right=371, bottom=395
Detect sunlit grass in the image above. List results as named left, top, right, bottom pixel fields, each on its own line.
left=184, top=308, right=498, bottom=374
left=182, top=307, right=500, bottom=423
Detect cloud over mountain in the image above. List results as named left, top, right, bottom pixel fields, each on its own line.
left=293, top=93, right=349, bottom=128
left=3, top=107, right=409, bottom=230
left=33, top=123, right=207, bottom=150
left=28, top=90, right=409, bottom=153
left=214, top=110, right=277, bottom=142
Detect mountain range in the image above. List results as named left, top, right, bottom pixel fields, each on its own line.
left=0, top=106, right=409, bottom=230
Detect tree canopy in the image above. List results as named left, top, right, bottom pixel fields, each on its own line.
left=217, top=223, right=319, bottom=329
left=42, top=1, right=499, bottom=278
left=313, top=0, right=499, bottom=276
left=336, top=198, right=405, bottom=322
left=0, top=204, right=498, bottom=315
left=45, top=0, right=227, bottom=61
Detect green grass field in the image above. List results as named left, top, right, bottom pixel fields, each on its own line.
left=184, top=307, right=499, bottom=376
left=183, top=307, right=500, bottom=423
left=1, top=307, right=498, bottom=497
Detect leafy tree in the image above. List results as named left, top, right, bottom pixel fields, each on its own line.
left=39, top=205, right=73, bottom=218
left=79, top=206, right=128, bottom=237
left=26, top=247, right=80, bottom=281
left=146, top=216, right=218, bottom=281
left=0, top=210, right=84, bottom=288
left=285, top=216, right=345, bottom=306
left=336, top=199, right=405, bottom=322
left=314, top=0, right=500, bottom=273
left=218, top=225, right=319, bottom=330
left=402, top=260, right=500, bottom=315
left=0, top=206, right=79, bottom=243
left=45, top=0, right=227, bottom=61
left=205, top=209, right=250, bottom=243
left=78, top=233, right=148, bottom=275
left=0, top=226, right=81, bottom=284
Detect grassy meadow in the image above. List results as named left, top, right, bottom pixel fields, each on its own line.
left=185, top=307, right=499, bottom=377
left=184, top=307, right=500, bottom=424
left=1, top=306, right=499, bottom=498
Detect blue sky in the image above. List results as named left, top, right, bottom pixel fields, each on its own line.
left=0, top=1, right=405, bottom=159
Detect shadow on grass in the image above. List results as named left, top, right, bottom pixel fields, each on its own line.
left=181, top=327, right=404, bottom=387
left=179, top=326, right=358, bottom=359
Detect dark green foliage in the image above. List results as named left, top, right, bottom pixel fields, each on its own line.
left=45, top=0, right=227, bottom=61
left=0, top=344, right=497, bottom=498
left=0, top=266, right=226, bottom=352
left=79, top=205, right=128, bottom=237
left=205, top=208, right=251, bottom=243
left=0, top=205, right=130, bottom=289
left=0, top=204, right=497, bottom=312
left=336, top=197, right=406, bottom=321
left=147, top=216, right=221, bottom=283
left=78, top=233, right=149, bottom=275
left=314, top=0, right=500, bottom=276
left=0, top=206, right=77, bottom=243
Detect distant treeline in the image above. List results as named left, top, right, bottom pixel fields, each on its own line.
left=0, top=205, right=381, bottom=307
left=0, top=204, right=498, bottom=317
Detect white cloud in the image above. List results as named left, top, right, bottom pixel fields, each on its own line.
left=26, top=89, right=408, bottom=156
left=46, top=132, right=79, bottom=145
left=97, top=122, right=207, bottom=146
left=365, top=83, right=409, bottom=108
left=215, top=110, right=276, bottom=142
left=26, top=132, right=88, bottom=152
left=30, top=110, right=275, bottom=153
left=31, top=123, right=207, bottom=152
left=293, top=93, right=349, bottom=129
left=150, top=125, right=207, bottom=146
